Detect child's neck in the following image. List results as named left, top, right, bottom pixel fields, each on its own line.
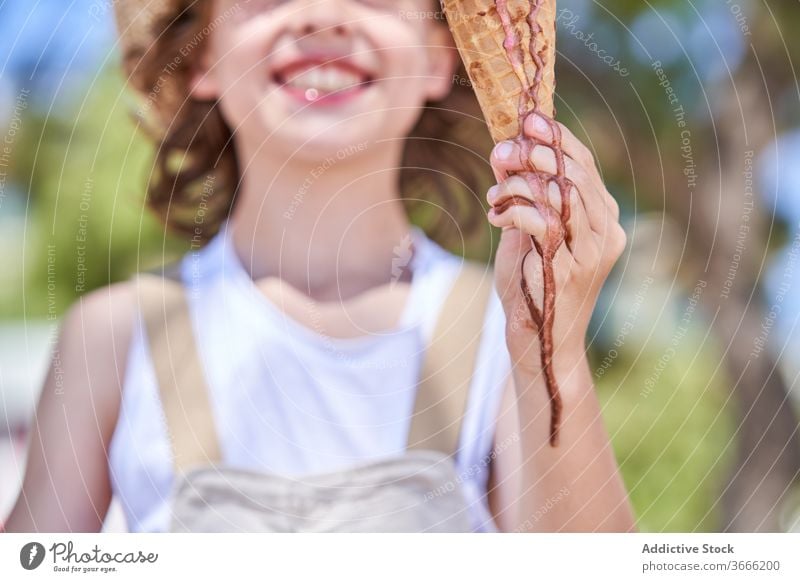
left=227, top=140, right=414, bottom=303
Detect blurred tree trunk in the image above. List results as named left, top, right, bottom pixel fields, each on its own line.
left=556, top=0, right=800, bottom=531
left=673, top=65, right=800, bottom=532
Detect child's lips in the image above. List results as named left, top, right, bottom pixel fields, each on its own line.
left=279, top=82, right=373, bottom=107
left=272, top=56, right=376, bottom=107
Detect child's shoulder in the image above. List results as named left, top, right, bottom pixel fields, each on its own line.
left=64, top=280, right=137, bottom=330
left=39, top=281, right=140, bottom=445
left=59, top=280, right=139, bottom=373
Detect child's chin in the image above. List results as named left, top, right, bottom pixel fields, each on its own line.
left=273, top=130, right=368, bottom=160
left=268, top=121, right=378, bottom=156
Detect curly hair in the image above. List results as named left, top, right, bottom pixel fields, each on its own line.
left=122, top=1, right=495, bottom=252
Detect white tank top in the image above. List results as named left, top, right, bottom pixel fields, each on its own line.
left=108, top=223, right=513, bottom=533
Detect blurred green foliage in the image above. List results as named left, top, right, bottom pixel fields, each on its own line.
left=595, top=331, right=734, bottom=532
left=16, top=71, right=186, bottom=318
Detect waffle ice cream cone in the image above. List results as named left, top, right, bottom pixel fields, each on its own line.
left=442, top=0, right=557, bottom=143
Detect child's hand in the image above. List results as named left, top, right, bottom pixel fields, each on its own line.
left=486, top=113, right=626, bottom=379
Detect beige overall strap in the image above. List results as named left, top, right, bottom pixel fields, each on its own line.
left=407, top=261, right=494, bottom=457
left=136, top=269, right=221, bottom=472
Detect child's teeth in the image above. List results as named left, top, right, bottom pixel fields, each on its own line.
left=287, top=66, right=362, bottom=92
left=317, top=69, right=330, bottom=91
left=307, top=69, right=324, bottom=89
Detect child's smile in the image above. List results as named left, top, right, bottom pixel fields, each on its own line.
left=191, top=0, right=455, bottom=155
left=273, top=53, right=376, bottom=107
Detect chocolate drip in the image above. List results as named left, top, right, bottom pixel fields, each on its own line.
left=493, top=0, right=570, bottom=447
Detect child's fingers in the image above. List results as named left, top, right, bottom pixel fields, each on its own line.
left=528, top=145, right=592, bottom=189
left=489, top=182, right=596, bottom=267
left=488, top=177, right=599, bottom=268
left=487, top=176, right=548, bottom=240
left=492, top=137, right=588, bottom=184
left=486, top=175, right=592, bottom=245
left=487, top=201, right=549, bottom=242
left=562, top=181, right=598, bottom=265
left=493, top=122, right=615, bottom=222
left=518, top=137, right=613, bottom=234
left=524, top=114, right=620, bottom=222
left=522, top=112, right=554, bottom=142
left=487, top=175, right=534, bottom=207
left=490, top=141, right=524, bottom=182
left=524, top=114, right=593, bottom=172
left=552, top=179, right=618, bottom=270
left=525, top=147, right=614, bottom=240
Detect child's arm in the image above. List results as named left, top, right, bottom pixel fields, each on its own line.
left=485, top=113, right=636, bottom=532
left=489, top=368, right=636, bottom=532
left=3, top=284, right=135, bottom=532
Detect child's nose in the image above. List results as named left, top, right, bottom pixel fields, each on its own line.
left=297, top=21, right=347, bottom=38
left=292, top=0, right=351, bottom=39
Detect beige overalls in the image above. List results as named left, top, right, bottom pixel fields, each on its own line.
left=136, top=261, right=494, bottom=532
